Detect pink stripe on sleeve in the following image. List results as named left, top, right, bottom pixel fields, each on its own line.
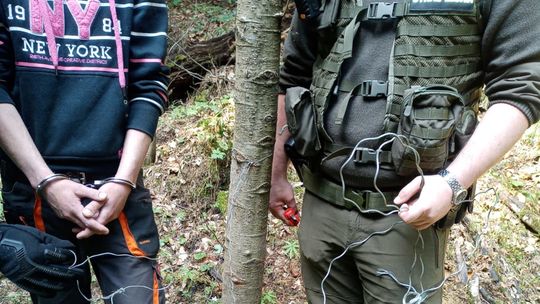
left=130, top=58, right=163, bottom=64
left=156, top=90, right=168, bottom=104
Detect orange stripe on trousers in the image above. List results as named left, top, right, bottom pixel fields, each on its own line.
left=153, top=271, right=159, bottom=304
left=118, top=212, right=146, bottom=257
left=33, top=195, right=46, bottom=231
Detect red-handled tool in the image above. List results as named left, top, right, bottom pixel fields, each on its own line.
left=284, top=208, right=300, bottom=226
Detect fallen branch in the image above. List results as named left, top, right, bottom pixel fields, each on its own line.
left=501, top=193, right=540, bottom=236
left=168, top=31, right=236, bottom=101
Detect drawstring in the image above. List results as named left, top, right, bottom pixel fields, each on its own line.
left=107, top=0, right=127, bottom=101
left=39, top=0, right=59, bottom=73
left=39, top=0, right=126, bottom=97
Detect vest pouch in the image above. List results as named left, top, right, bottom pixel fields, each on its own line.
left=391, top=85, right=465, bottom=176
left=285, top=87, right=322, bottom=158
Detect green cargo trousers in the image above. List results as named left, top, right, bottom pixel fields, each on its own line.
left=298, top=191, right=449, bottom=304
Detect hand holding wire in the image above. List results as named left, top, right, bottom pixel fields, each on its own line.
left=395, top=174, right=453, bottom=230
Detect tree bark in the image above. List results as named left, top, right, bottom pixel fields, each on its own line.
left=222, top=0, right=282, bottom=303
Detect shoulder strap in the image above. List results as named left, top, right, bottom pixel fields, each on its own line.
left=312, top=2, right=413, bottom=142
left=311, top=2, right=366, bottom=142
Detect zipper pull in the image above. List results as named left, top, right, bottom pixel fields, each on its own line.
left=450, top=132, right=456, bottom=154
left=122, top=87, right=128, bottom=105
left=404, top=104, right=412, bottom=117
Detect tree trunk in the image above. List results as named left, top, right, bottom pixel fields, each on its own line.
left=222, top=0, right=282, bottom=303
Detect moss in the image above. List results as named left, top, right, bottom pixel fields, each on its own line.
left=215, top=190, right=229, bottom=214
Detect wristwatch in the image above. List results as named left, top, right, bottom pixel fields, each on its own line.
left=438, top=169, right=468, bottom=205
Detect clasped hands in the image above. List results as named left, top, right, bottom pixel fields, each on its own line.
left=42, top=179, right=132, bottom=239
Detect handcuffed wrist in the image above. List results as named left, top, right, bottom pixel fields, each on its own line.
left=36, top=174, right=69, bottom=197
left=102, top=177, right=136, bottom=190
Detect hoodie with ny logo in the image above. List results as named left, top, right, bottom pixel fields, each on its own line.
left=0, top=0, right=169, bottom=172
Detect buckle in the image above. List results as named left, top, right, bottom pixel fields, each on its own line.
left=349, top=190, right=368, bottom=210
left=361, top=191, right=373, bottom=209
left=353, top=148, right=378, bottom=164
left=66, top=172, right=86, bottom=184
left=367, top=2, right=397, bottom=20
left=361, top=80, right=388, bottom=97
left=353, top=148, right=393, bottom=165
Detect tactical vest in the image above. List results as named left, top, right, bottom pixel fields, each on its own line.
left=304, top=0, right=484, bottom=176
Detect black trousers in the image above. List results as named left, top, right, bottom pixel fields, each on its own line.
left=1, top=172, right=165, bottom=304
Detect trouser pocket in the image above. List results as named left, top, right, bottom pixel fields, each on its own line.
left=1, top=181, right=36, bottom=226
left=432, top=226, right=449, bottom=269
left=117, top=186, right=160, bottom=257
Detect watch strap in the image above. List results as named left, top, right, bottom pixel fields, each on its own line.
left=438, top=169, right=467, bottom=205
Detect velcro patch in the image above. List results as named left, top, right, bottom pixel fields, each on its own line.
left=408, top=0, right=475, bottom=13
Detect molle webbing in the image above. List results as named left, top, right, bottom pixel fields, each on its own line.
left=310, top=0, right=484, bottom=158
left=311, top=1, right=408, bottom=138
left=393, top=62, right=481, bottom=78
left=311, top=2, right=363, bottom=140
left=393, top=44, right=481, bottom=57
left=396, top=24, right=482, bottom=37
left=385, top=2, right=484, bottom=134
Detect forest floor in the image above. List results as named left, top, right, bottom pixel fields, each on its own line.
left=1, top=1, right=539, bottom=303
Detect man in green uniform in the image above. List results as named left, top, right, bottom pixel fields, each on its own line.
left=269, top=0, right=540, bottom=303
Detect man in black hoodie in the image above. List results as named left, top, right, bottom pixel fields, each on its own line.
left=0, top=0, right=169, bottom=302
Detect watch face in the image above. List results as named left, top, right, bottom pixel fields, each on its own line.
left=455, top=189, right=468, bottom=204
